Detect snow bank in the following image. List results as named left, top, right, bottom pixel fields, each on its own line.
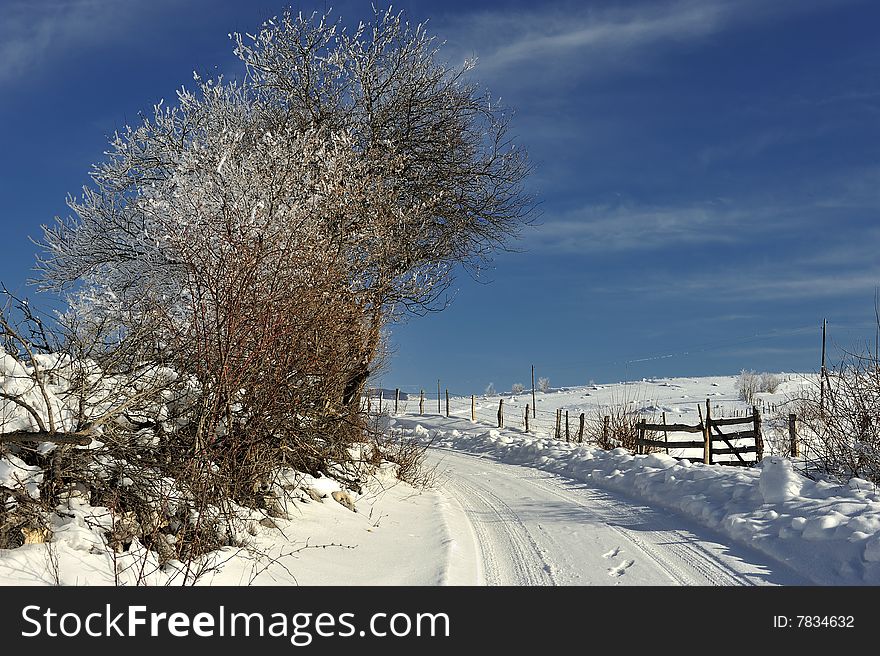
left=396, top=415, right=880, bottom=585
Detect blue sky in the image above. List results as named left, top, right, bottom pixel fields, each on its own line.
left=1, top=0, right=879, bottom=395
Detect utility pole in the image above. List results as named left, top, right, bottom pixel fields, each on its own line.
left=531, top=364, right=536, bottom=418
left=820, top=319, right=827, bottom=418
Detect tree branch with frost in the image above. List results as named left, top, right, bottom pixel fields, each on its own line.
left=0, top=303, right=56, bottom=434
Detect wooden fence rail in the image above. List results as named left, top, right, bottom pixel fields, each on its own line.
left=635, top=398, right=763, bottom=466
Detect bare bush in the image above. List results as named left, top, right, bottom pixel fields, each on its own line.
left=760, top=372, right=781, bottom=394
left=484, top=383, right=496, bottom=396
left=586, top=394, right=658, bottom=452
left=737, top=370, right=759, bottom=404
left=738, top=370, right=782, bottom=403
left=371, top=431, right=436, bottom=489
left=511, top=383, right=525, bottom=394
left=785, top=353, right=880, bottom=484
left=31, top=5, right=531, bottom=520
left=537, top=377, right=551, bottom=393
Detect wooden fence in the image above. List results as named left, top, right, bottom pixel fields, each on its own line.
left=368, top=389, right=788, bottom=465
left=635, top=399, right=763, bottom=466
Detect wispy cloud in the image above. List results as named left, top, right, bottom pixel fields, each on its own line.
left=703, top=270, right=880, bottom=301
left=531, top=198, right=783, bottom=253
left=529, top=168, right=880, bottom=303
left=592, top=257, right=880, bottom=302
left=468, top=1, right=726, bottom=73
left=530, top=159, right=880, bottom=255
left=697, top=126, right=838, bottom=168
left=0, top=0, right=174, bottom=84
left=436, top=0, right=851, bottom=86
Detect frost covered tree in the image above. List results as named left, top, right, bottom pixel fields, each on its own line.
left=34, top=7, right=533, bottom=483
left=229, top=8, right=534, bottom=390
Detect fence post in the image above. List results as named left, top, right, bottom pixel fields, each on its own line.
left=378, top=389, right=383, bottom=414
left=471, top=395, right=475, bottom=422
left=704, top=399, right=712, bottom=465
left=395, top=388, right=400, bottom=415
left=565, top=410, right=570, bottom=442
left=367, top=389, right=372, bottom=414
left=555, top=409, right=561, bottom=440
left=754, top=405, right=764, bottom=462
left=820, top=318, right=827, bottom=419
left=662, top=411, right=669, bottom=455
left=637, top=419, right=645, bottom=455
left=498, top=398, right=504, bottom=428
left=525, top=404, right=530, bottom=433
left=446, top=389, right=450, bottom=418
left=789, top=413, right=798, bottom=457
left=578, top=413, right=585, bottom=443
left=419, top=390, right=424, bottom=415
left=603, top=415, right=609, bottom=447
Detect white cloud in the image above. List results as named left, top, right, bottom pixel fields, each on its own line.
left=597, top=259, right=880, bottom=302
left=530, top=158, right=880, bottom=255
left=531, top=199, right=762, bottom=252
left=471, top=1, right=726, bottom=73
left=434, top=0, right=856, bottom=87
left=0, top=0, right=173, bottom=84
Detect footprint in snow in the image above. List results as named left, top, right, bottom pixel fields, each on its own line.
left=608, top=560, right=635, bottom=577
left=602, top=547, right=620, bottom=559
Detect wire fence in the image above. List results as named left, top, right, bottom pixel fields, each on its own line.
left=363, top=378, right=803, bottom=460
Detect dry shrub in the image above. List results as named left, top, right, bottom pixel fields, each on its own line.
left=370, top=429, right=436, bottom=489
left=738, top=370, right=781, bottom=403
left=587, top=391, right=659, bottom=452
left=0, top=485, right=51, bottom=550
left=785, top=351, right=880, bottom=484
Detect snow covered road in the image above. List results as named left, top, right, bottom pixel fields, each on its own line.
left=429, top=447, right=809, bottom=586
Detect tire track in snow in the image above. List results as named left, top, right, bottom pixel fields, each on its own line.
left=432, top=490, right=484, bottom=585
left=437, top=468, right=555, bottom=586
left=513, top=464, right=753, bottom=586
left=431, top=447, right=797, bottom=585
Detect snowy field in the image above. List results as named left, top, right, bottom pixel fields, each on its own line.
left=4, top=371, right=880, bottom=585
left=392, top=372, right=815, bottom=459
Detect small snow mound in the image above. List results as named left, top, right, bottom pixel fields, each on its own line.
left=864, top=536, right=880, bottom=562
left=302, top=474, right=343, bottom=498
left=641, top=453, right=676, bottom=469
left=802, top=513, right=847, bottom=540
left=758, top=457, right=804, bottom=504
left=848, top=477, right=876, bottom=493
